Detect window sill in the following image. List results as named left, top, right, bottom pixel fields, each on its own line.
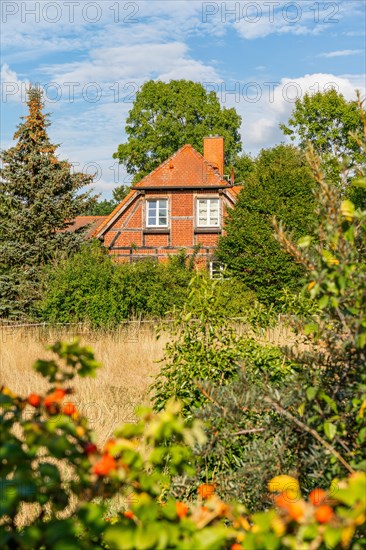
left=194, top=227, right=222, bottom=234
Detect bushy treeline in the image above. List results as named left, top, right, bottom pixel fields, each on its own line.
left=37, top=243, right=255, bottom=327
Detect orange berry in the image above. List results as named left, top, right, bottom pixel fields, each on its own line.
left=309, top=488, right=327, bottom=507
left=315, top=505, right=334, bottom=524
left=93, top=453, right=117, bottom=476
left=62, top=402, right=77, bottom=416
left=53, top=388, right=66, bottom=400
left=275, top=493, right=290, bottom=509
left=198, top=483, right=215, bottom=499
left=287, top=501, right=306, bottom=522
left=123, top=510, right=134, bottom=519
left=176, top=501, right=189, bottom=519
left=28, top=393, right=41, bottom=407
left=44, top=394, right=56, bottom=408
left=44, top=388, right=66, bottom=408
left=231, top=544, right=243, bottom=550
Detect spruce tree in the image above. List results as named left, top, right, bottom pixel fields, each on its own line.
left=0, top=85, right=94, bottom=317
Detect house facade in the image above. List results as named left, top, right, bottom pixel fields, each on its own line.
left=93, top=136, right=240, bottom=266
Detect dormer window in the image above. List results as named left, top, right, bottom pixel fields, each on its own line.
left=146, top=199, right=168, bottom=227
left=197, top=198, right=220, bottom=227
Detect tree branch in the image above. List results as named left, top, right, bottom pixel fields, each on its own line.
left=264, top=396, right=355, bottom=474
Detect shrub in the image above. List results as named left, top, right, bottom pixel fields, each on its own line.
left=150, top=273, right=250, bottom=415
left=37, top=244, right=194, bottom=326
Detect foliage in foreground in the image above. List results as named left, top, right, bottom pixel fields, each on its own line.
left=153, top=97, right=366, bottom=515
left=183, top=98, right=366, bottom=514
left=150, top=272, right=284, bottom=417
left=1, top=341, right=365, bottom=549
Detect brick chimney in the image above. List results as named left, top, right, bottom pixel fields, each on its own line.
left=203, top=135, right=224, bottom=175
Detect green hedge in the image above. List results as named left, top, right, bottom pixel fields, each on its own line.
left=37, top=242, right=254, bottom=327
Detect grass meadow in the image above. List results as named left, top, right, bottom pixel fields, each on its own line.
left=0, top=319, right=297, bottom=447
left=0, top=323, right=165, bottom=446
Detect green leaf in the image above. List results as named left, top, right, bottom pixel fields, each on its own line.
left=324, top=422, right=337, bottom=440
left=306, top=387, right=317, bottom=401
left=135, top=528, right=157, bottom=550
left=304, top=322, right=318, bottom=335
left=351, top=177, right=366, bottom=188
left=324, top=526, right=342, bottom=548
left=104, top=526, right=135, bottom=549
left=318, top=295, right=329, bottom=309
left=297, top=235, right=312, bottom=248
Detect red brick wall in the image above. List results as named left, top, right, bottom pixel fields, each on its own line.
left=102, top=189, right=234, bottom=266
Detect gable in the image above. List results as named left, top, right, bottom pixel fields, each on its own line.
left=134, top=144, right=230, bottom=189
left=93, top=144, right=237, bottom=240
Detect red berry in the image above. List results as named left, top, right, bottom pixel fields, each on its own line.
left=93, top=453, right=117, bottom=476
left=84, top=443, right=98, bottom=455
left=62, top=402, right=77, bottom=416
left=28, top=393, right=41, bottom=407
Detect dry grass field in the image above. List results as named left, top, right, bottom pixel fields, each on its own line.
left=0, top=323, right=165, bottom=445
left=0, top=319, right=298, bottom=447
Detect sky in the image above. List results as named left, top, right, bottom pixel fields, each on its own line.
left=1, top=0, right=365, bottom=198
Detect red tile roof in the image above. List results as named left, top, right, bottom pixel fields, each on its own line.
left=134, top=144, right=230, bottom=188
left=64, top=216, right=107, bottom=238
left=226, top=185, right=242, bottom=199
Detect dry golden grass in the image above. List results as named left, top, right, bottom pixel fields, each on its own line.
left=0, top=319, right=301, bottom=446
left=0, top=323, right=165, bottom=445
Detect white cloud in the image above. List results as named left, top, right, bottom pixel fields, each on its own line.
left=1, top=64, right=29, bottom=103
left=39, top=42, right=220, bottom=94
left=318, top=49, right=364, bottom=58
left=227, top=73, right=366, bottom=153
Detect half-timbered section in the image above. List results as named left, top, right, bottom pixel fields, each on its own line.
left=93, top=136, right=240, bottom=266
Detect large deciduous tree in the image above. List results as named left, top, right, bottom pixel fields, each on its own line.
left=0, top=85, right=94, bottom=317
left=114, top=80, right=242, bottom=182
left=217, top=145, right=317, bottom=305
left=280, top=90, right=365, bottom=198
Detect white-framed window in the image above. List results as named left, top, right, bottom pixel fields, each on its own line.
left=209, top=261, right=225, bottom=279
left=197, top=198, right=220, bottom=227
left=146, top=199, right=168, bottom=227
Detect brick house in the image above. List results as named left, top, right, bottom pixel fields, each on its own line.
left=92, top=136, right=241, bottom=267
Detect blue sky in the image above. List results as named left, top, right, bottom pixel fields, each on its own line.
left=1, top=0, right=365, bottom=198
